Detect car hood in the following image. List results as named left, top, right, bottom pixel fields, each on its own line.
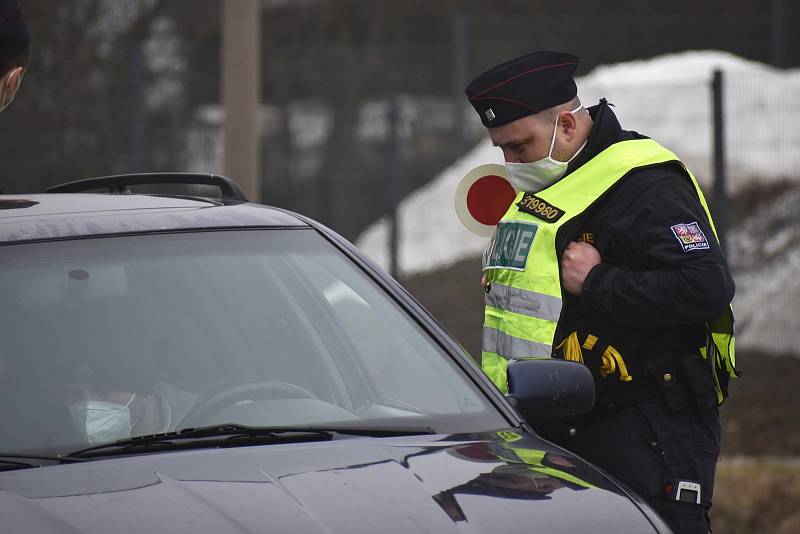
left=0, top=431, right=663, bottom=533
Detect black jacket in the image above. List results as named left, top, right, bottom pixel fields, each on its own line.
left=553, top=100, right=735, bottom=410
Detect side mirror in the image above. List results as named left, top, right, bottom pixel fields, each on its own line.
left=506, top=358, right=595, bottom=421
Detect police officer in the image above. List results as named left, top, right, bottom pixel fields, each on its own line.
left=465, top=51, right=737, bottom=533
left=0, top=0, right=29, bottom=113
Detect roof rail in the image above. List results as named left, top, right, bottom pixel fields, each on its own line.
left=45, top=173, right=249, bottom=202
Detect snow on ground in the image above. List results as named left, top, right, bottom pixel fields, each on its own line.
left=357, top=50, right=800, bottom=277
left=356, top=50, right=800, bottom=357
left=728, top=186, right=800, bottom=356
left=355, top=138, right=503, bottom=273
left=579, top=51, right=800, bottom=191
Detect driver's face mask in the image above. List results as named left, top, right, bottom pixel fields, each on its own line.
left=69, top=394, right=136, bottom=445
left=505, top=104, right=586, bottom=193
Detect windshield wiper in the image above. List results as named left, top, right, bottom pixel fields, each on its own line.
left=0, top=459, right=38, bottom=472
left=0, top=453, right=88, bottom=471
left=66, top=423, right=435, bottom=459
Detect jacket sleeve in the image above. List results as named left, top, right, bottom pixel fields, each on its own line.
left=580, top=173, right=735, bottom=325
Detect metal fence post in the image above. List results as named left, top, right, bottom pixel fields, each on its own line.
left=130, top=40, right=145, bottom=172
left=388, top=96, right=401, bottom=280
left=222, top=0, right=262, bottom=202
left=770, top=0, right=786, bottom=68
left=452, top=12, right=469, bottom=160
left=712, top=69, right=727, bottom=254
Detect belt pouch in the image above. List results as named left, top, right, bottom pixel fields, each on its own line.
left=676, top=352, right=717, bottom=409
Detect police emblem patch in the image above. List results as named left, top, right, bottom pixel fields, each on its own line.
left=670, top=222, right=709, bottom=252
left=483, top=221, right=538, bottom=271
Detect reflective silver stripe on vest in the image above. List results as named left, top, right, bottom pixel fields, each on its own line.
left=483, top=326, right=553, bottom=359
left=485, top=282, right=562, bottom=323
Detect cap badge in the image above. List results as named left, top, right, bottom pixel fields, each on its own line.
left=485, top=108, right=496, bottom=122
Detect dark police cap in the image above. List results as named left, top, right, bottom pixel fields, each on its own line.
left=0, top=0, right=29, bottom=63
left=465, top=51, right=578, bottom=128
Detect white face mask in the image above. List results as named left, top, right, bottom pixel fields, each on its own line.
left=69, top=394, right=136, bottom=445
left=505, top=104, right=587, bottom=193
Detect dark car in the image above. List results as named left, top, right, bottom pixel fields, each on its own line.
left=0, top=174, right=670, bottom=533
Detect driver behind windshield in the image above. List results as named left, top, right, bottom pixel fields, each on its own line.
left=64, top=383, right=164, bottom=444
left=61, top=317, right=200, bottom=445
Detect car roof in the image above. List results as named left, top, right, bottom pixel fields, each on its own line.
left=0, top=194, right=309, bottom=244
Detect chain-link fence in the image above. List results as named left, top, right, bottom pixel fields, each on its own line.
left=2, top=1, right=798, bottom=358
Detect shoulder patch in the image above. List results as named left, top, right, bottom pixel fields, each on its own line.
left=516, top=193, right=565, bottom=223
left=670, top=222, right=709, bottom=252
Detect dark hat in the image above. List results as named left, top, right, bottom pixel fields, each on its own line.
left=465, top=51, right=578, bottom=128
left=0, top=0, right=29, bottom=63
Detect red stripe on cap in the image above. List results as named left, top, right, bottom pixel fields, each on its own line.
left=470, top=62, right=577, bottom=98
left=467, top=96, right=537, bottom=112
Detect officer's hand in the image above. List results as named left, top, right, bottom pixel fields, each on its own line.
left=561, top=241, right=601, bottom=296
left=481, top=272, right=489, bottom=290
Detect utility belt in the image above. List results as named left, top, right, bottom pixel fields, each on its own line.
left=555, top=330, right=717, bottom=420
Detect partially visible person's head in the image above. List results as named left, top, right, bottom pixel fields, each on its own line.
left=0, top=0, right=29, bottom=112
left=465, top=51, right=591, bottom=165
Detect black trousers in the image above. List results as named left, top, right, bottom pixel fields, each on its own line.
left=552, top=397, right=720, bottom=534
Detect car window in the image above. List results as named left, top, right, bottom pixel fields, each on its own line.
left=0, top=230, right=504, bottom=455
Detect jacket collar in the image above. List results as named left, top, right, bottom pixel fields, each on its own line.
left=565, top=99, right=641, bottom=176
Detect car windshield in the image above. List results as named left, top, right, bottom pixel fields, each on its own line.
left=0, top=229, right=505, bottom=456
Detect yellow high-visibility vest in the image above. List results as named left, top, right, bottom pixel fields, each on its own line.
left=489, top=431, right=594, bottom=488
left=482, top=138, right=736, bottom=404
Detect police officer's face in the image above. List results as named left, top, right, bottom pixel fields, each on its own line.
left=489, top=111, right=580, bottom=164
